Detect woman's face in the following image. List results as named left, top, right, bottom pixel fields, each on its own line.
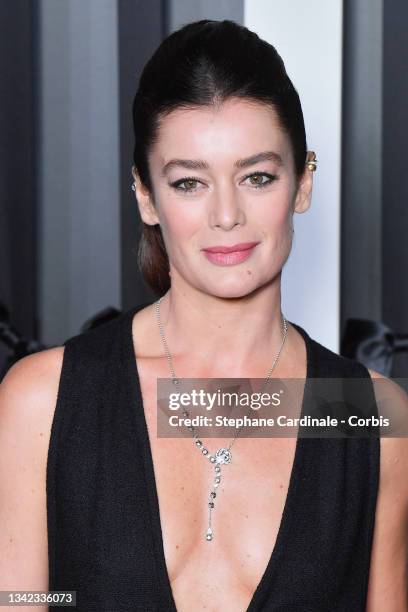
left=134, top=97, right=312, bottom=298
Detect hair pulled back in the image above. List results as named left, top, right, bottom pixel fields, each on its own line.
left=132, top=19, right=307, bottom=296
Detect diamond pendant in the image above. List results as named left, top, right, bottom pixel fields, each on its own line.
left=204, top=449, right=233, bottom=541
left=206, top=527, right=213, bottom=541
left=215, top=447, right=232, bottom=464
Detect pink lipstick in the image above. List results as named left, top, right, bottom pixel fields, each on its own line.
left=202, top=241, right=259, bottom=266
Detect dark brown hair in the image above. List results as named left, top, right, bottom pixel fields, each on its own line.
left=132, top=19, right=308, bottom=296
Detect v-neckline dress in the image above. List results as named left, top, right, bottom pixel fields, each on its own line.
left=123, top=303, right=314, bottom=612
left=47, top=301, right=380, bottom=611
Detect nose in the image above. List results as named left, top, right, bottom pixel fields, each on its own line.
left=209, top=182, right=246, bottom=230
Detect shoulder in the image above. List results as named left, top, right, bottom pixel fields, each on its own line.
left=305, top=331, right=408, bottom=509
left=366, top=367, right=408, bottom=517
left=0, top=348, right=65, bottom=590
left=1, top=346, right=65, bottom=407
left=365, top=368, right=408, bottom=609
left=0, top=346, right=65, bottom=446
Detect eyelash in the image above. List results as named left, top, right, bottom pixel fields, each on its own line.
left=169, top=171, right=278, bottom=193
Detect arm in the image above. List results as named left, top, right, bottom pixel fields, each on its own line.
left=0, top=348, right=64, bottom=611
left=366, top=368, right=408, bottom=611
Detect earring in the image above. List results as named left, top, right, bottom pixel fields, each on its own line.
left=306, top=151, right=318, bottom=172
left=131, top=183, right=136, bottom=191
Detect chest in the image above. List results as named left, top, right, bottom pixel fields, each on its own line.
left=139, top=370, right=298, bottom=611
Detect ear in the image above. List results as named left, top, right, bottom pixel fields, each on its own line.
left=131, top=165, right=160, bottom=226
left=293, top=156, right=314, bottom=215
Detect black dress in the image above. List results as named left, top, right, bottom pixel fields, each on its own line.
left=47, top=302, right=380, bottom=611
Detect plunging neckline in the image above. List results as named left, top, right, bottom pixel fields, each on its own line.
left=122, top=302, right=314, bottom=611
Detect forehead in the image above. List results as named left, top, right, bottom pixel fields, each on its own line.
left=151, top=98, right=291, bottom=163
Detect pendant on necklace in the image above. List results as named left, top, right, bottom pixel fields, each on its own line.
left=206, top=527, right=213, bottom=541
left=215, top=447, right=232, bottom=464
left=205, top=448, right=232, bottom=541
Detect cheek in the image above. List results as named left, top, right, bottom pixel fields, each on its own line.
left=255, top=189, right=293, bottom=233
left=260, top=205, right=287, bottom=227
left=157, top=200, right=201, bottom=253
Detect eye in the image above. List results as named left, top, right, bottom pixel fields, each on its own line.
left=169, top=171, right=278, bottom=194
left=243, top=172, right=277, bottom=189
left=169, top=176, right=203, bottom=193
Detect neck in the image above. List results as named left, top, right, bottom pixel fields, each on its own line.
left=155, top=282, right=289, bottom=377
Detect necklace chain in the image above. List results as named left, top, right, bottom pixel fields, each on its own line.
left=154, top=295, right=288, bottom=541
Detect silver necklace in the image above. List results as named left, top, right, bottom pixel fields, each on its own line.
left=154, top=296, right=288, bottom=542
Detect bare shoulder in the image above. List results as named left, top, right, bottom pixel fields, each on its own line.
left=0, top=346, right=65, bottom=436
left=366, top=367, right=408, bottom=503
left=367, top=366, right=408, bottom=504
left=0, top=346, right=65, bottom=593
left=365, top=368, right=408, bottom=611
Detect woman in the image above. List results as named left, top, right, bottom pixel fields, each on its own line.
left=1, top=18, right=407, bottom=612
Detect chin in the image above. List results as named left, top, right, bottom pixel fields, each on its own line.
left=203, top=280, right=258, bottom=300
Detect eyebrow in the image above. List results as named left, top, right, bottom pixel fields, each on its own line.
left=161, top=150, right=284, bottom=176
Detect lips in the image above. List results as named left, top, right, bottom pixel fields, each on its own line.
left=202, top=242, right=259, bottom=266
left=202, top=241, right=260, bottom=253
